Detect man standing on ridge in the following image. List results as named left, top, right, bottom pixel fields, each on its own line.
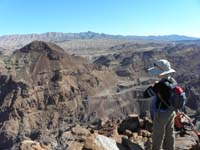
left=144, top=59, right=184, bottom=150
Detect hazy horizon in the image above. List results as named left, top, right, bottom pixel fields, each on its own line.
left=0, top=31, right=199, bottom=38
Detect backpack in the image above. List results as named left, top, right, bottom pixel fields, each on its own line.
left=144, top=78, right=187, bottom=119
left=159, top=79, right=187, bottom=110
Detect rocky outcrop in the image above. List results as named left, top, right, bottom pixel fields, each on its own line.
left=61, top=115, right=199, bottom=150
left=0, top=41, right=118, bottom=149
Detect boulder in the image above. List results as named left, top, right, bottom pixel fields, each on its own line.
left=175, top=131, right=200, bottom=150
left=84, top=133, right=120, bottom=150
left=118, top=114, right=140, bottom=134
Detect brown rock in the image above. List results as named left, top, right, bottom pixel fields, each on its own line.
left=111, top=125, right=124, bottom=143
left=20, top=140, right=51, bottom=150
left=67, top=141, right=84, bottom=150
left=175, top=131, right=200, bottom=150
left=61, top=131, right=74, bottom=144
left=71, top=125, right=90, bottom=137
left=61, top=125, right=90, bottom=147
left=98, top=120, right=116, bottom=137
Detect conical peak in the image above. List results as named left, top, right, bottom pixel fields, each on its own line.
left=19, top=40, right=65, bottom=54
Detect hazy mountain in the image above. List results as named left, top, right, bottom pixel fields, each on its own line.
left=0, top=31, right=199, bottom=42
left=0, top=32, right=199, bottom=53
left=175, top=39, right=200, bottom=45
left=127, top=34, right=200, bottom=41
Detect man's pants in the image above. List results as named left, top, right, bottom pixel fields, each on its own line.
left=152, top=110, right=176, bottom=150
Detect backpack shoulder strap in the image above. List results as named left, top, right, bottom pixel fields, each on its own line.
left=160, top=77, right=177, bottom=89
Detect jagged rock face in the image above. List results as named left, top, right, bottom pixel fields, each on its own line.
left=0, top=41, right=118, bottom=149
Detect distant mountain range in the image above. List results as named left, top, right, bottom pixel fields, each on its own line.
left=0, top=31, right=199, bottom=52
left=0, top=31, right=199, bottom=42
left=126, top=34, right=200, bottom=41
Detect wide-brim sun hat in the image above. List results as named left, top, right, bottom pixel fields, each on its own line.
left=148, top=59, right=176, bottom=76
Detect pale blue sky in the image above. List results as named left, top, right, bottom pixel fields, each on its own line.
left=0, top=0, right=200, bottom=37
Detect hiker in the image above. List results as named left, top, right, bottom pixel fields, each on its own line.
left=144, top=59, right=186, bottom=150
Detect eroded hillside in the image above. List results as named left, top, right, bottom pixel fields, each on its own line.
left=0, top=41, right=121, bottom=149
left=94, top=43, right=200, bottom=111
left=0, top=40, right=200, bottom=149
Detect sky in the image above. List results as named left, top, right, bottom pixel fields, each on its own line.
left=0, top=0, right=200, bottom=37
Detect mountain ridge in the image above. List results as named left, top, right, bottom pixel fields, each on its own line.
left=0, top=31, right=199, bottom=42
left=1, top=31, right=199, bottom=55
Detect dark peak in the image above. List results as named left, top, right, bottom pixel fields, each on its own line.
left=19, top=40, right=65, bottom=54
left=16, top=41, right=67, bottom=60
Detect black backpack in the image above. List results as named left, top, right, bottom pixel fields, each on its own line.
left=156, top=79, right=187, bottom=110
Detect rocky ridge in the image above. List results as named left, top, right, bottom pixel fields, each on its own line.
left=19, top=114, right=200, bottom=150
left=0, top=41, right=119, bottom=149
left=0, top=40, right=200, bottom=149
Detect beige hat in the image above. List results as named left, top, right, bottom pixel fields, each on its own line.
left=148, top=59, right=176, bottom=76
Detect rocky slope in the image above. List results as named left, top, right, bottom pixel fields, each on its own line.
left=0, top=41, right=162, bottom=149
left=0, top=41, right=121, bottom=149
left=94, top=43, right=200, bottom=111
left=19, top=114, right=200, bottom=150
left=0, top=40, right=200, bottom=149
